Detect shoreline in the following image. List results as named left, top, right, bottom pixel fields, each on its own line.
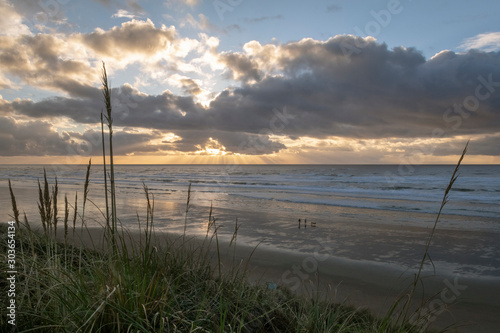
left=36, top=224, right=500, bottom=333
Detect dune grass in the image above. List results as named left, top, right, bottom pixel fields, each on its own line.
left=0, top=63, right=467, bottom=332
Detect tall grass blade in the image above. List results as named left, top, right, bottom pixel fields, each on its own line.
left=23, top=211, right=31, bottom=232
left=43, top=169, right=52, bottom=234
left=101, top=112, right=111, bottom=244
left=53, top=177, right=58, bottom=239
left=101, top=61, right=117, bottom=252
left=82, top=159, right=91, bottom=227
left=64, top=194, right=69, bottom=245
left=183, top=183, right=192, bottom=239
left=8, top=179, right=20, bottom=227
left=72, top=191, right=78, bottom=237
left=37, top=179, right=47, bottom=235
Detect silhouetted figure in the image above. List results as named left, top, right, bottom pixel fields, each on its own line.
left=298, top=218, right=301, bottom=229
left=304, top=218, right=307, bottom=228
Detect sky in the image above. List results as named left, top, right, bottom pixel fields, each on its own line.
left=0, top=0, right=499, bottom=164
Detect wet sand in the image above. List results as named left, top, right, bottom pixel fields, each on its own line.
left=52, top=226, right=500, bottom=333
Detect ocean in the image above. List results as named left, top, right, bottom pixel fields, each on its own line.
left=1, top=164, right=499, bottom=280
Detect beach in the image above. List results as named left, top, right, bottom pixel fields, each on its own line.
left=2, top=164, right=500, bottom=331
left=32, top=224, right=500, bottom=333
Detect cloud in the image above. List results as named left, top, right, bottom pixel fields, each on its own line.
left=166, top=0, right=201, bottom=7
left=82, top=19, right=176, bottom=58
left=126, top=0, right=144, bottom=14
left=179, top=78, right=202, bottom=95
left=0, top=33, right=97, bottom=95
left=219, top=52, right=262, bottom=82
left=0, top=16, right=221, bottom=99
left=112, top=9, right=141, bottom=19
left=0, top=18, right=203, bottom=97
left=459, top=32, right=500, bottom=52
left=213, top=36, right=500, bottom=139
left=0, top=115, right=191, bottom=156
left=78, top=19, right=215, bottom=81
left=2, top=32, right=500, bottom=158
left=0, top=0, right=32, bottom=36
left=467, top=134, right=500, bottom=156
left=94, top=0, right=146, bottom=16
left=173, top=130, right=286, bottom=155
left=165, top=73, right=204, bottom=96
left=0, top=110, right=285, bottom=156
left=0, top=116, right=90, bottom=156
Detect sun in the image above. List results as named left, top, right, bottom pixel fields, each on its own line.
left=195, top=137, right=227, bottom=156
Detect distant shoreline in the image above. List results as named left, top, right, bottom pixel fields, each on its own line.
left=1, top=163, right=500, bottom=166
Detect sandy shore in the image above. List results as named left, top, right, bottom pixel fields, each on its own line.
left=45, top=225, right=500, bottom=333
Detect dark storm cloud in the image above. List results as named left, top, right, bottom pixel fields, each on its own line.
left=468, top=135, right=500, bottom=156
left=0, top=116, right=178, bottom=156
left=215, top=36, right=500, bottom=138
left=430, top=135, right=500, bottom=157
left=0, top=116, right=71, bottom=156
left=79, top=129, right=169, bottom=156
left=4, top=84, right=204, bottom=126
left=7, top=95, right=101, bottom=123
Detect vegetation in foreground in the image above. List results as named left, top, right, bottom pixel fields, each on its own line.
left=0, top=63, right=467, bottom=332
